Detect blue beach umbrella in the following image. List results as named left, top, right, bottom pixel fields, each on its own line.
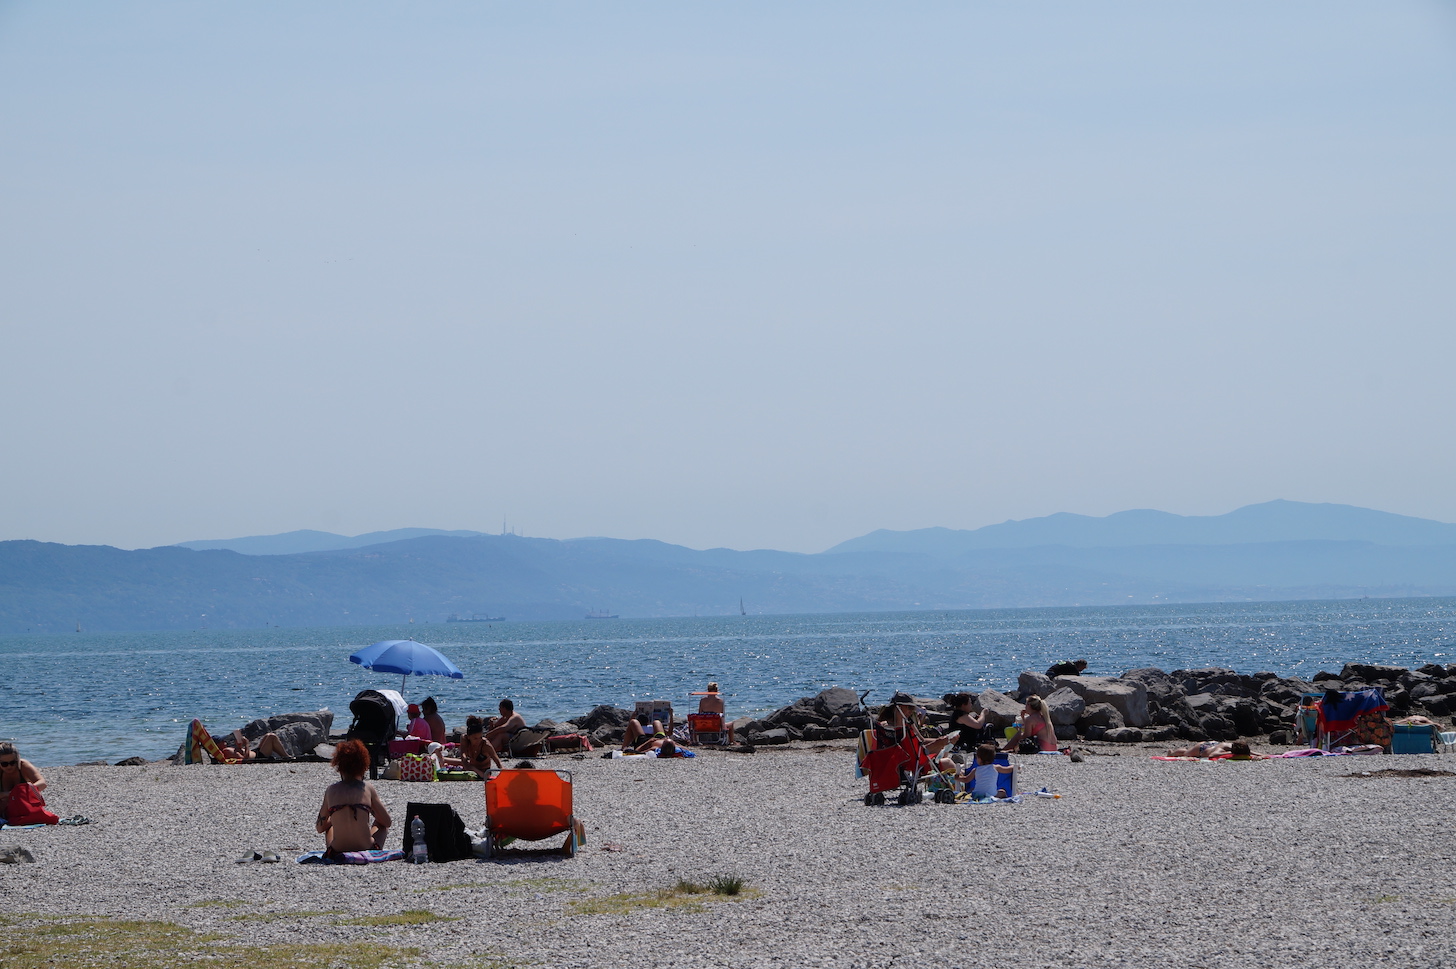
left=349, top=639, right=464, bottom=693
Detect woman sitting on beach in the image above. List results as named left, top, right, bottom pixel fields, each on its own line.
left=929, top=693, right=993, bottom=770
left=443, top=715, right=502, bottom=776
left=1002, top=695, right=1058, bottom=753
left=420, top=697, right=447, bottom=745
left=0, top=743, right=47, bottom=818
left=316, top=739, right=391, bottom=854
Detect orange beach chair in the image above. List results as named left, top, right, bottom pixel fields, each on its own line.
left=480, top=768, right=584, bottom=858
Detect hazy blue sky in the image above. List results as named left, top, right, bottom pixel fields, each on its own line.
left=3, top=2, right=1454, bottom=553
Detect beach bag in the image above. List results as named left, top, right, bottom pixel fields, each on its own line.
left=6, top=783, right=59, bottom=825
left=1018, top=738, right=1040, bottom=755
left=403, top=801, right=474, bottom=863
left=398, top=753, right=436, bottom=782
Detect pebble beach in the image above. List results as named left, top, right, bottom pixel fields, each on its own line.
left=4, top=741, right=1456, bottom=969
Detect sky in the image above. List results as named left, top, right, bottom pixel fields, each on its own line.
left=2, top=2, right=1455, bottom=554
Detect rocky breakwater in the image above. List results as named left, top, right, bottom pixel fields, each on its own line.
left=999, top=662, right=1456, bottom=744
left=533, top=688, right=875, bottom=748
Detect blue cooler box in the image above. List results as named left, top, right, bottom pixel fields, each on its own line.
left=1391, top=723, right=1435, bottom=755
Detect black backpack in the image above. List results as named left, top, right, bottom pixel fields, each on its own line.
left=403, top=802, right=475, bottom=863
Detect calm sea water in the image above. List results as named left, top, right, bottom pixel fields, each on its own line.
left=4, top=598, right=1455, bottom=766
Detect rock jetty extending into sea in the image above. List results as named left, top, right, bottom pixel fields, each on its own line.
left=519, top=661, right=1456, bottom=752
left=150, top=661, right=1456, bottom=767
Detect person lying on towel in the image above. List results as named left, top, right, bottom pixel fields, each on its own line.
left=317, top=739, right=392, bottom=855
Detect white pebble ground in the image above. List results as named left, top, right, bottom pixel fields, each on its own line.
left=4, top=743, right=1455, bottom=968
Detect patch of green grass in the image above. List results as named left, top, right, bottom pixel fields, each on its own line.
left=1371, top=895, right=1402, bottom=904
left=186, top=899, right=248, bottom=910
left=570, top=892, right=707, bottom=916
left=708, top=874, right=746, bottom=896
left=570, top=877, right=757, bottom=916
left=0, top=916, right=421, bottom=969
left=507, top=876, right=588, bottom=892
left=415, top=881, right=495, bottom=893
left=446, top=954, right=537, bottom=969
left=342, top=909, right=457, bottom=927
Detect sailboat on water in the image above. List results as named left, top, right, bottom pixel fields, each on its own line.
left=739, top=597, right=746, bottom=616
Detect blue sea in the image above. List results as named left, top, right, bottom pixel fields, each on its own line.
left=4, top=597, right=1455, bottom=767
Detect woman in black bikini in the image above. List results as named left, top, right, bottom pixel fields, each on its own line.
left=316, top=739, right=391, bottom=853
left=444, top=716, right=502, bottom=777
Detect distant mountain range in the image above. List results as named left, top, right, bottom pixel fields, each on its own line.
left=176, top=527, right=490, bottom=555
left=827, top=500, right=1456, bottom=554
left=4, top=500, right=1456, bottom=635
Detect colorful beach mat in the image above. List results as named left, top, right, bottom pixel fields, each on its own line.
left=295, top=848, right=406, bottom=865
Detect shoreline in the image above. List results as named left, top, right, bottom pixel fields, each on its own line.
left=49, top=659, right=1456, bottom=769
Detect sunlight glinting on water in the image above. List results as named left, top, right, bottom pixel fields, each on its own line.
left=3, top=598, right=1453, bottom=765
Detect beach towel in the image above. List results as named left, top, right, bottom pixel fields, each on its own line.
left=956, top=793, right=1023, bottom=805
left=295, top=848, right=405, bottom=865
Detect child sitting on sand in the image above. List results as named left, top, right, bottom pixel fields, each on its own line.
left=961, top=743, right=1014, bottom=799
left=316, top=739, right=391, bottom=855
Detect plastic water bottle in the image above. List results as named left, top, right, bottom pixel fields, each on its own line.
left=410, top=816, right=428, bottom=864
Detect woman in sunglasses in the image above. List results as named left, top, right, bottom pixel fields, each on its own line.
left=0, top=742, right=48, bottom=818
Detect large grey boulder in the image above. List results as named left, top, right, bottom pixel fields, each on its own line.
left=767, top=697, right=824, bottom=728
left=813, top=687, right=862, bottom=720
left=752, top=727, right=791, bottom=745
left=1019, top=671, right=1054, bottom=700
left=1341, top=663, right=1406, bottom=684
left=1044, top=687, right=1085, bottom=726
left=576, top=705, right=632, bottom=745
left=1078, top=702, right=1125, bottom=730
left=1054, top=676, right=1149, bottom=727
left=1120, top=668, right=1178, bottom=702
left=1104, top=727, right=1144, bottom=743
left=976, top=689, right=1024, bottom=727
left=241, top=711, right=334, bottom=759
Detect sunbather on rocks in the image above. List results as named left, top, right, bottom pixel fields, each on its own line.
left=316, top=739, right=391, bottom=854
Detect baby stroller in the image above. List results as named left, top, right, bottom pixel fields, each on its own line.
left=857, top=700, right=958, bottom=806
left=347, top=688, right=402, bottom=779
